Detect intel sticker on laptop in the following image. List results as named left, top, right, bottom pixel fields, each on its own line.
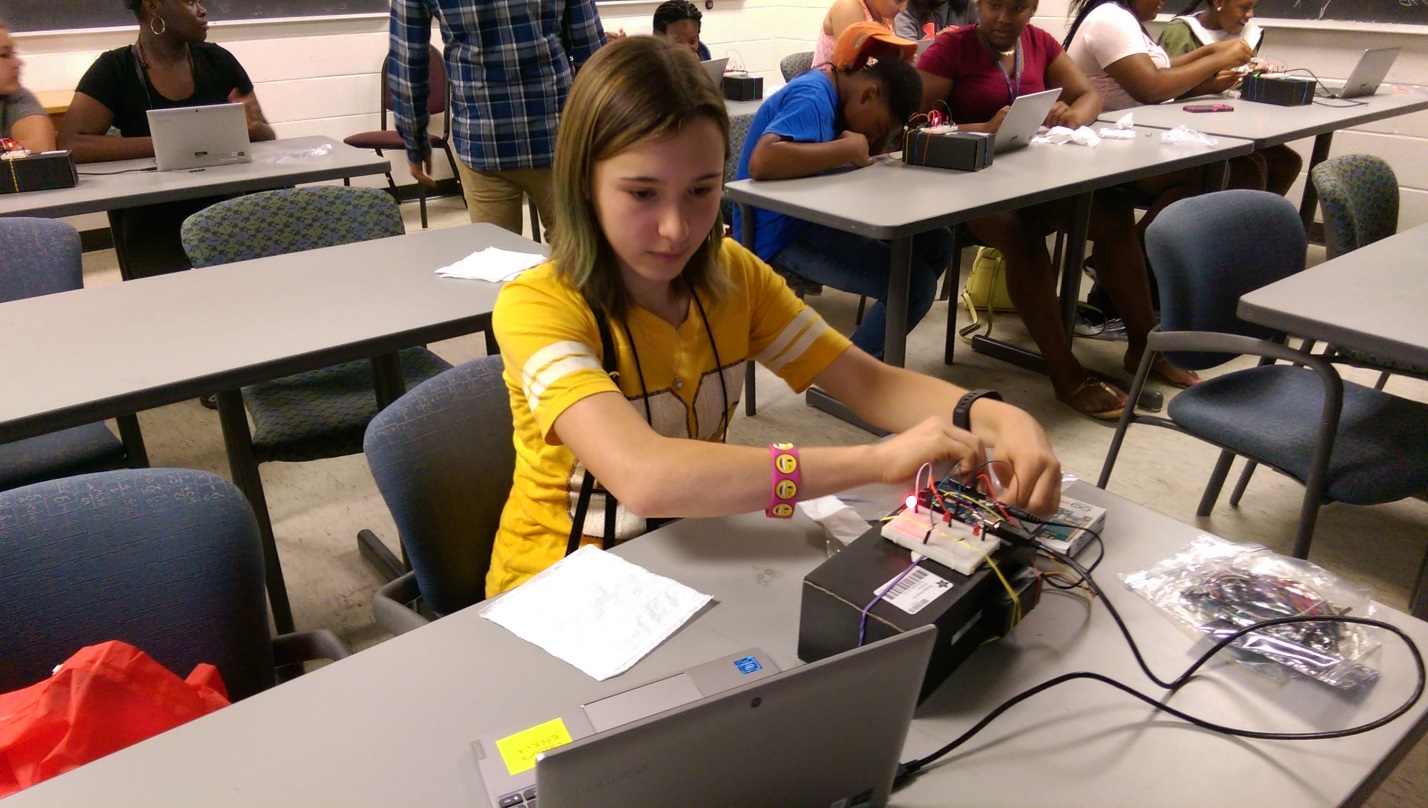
left=734, top=655, right=763, bottom=675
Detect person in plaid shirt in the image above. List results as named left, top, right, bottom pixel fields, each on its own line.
left=389, top=0, right=609, bottom=239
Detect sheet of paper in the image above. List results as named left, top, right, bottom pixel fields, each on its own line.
left=434, top=246, right=545, bottom=282
left=480, top=546, right=712, bottom=680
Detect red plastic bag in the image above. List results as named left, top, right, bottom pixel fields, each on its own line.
left=0, top=640, right=230, bottom=797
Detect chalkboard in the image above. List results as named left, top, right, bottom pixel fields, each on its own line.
left=1252, top=0, right=1428, bottom=26
left=0, top=1, right=391, bottom=34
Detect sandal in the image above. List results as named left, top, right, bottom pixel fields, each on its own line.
left=1057, top=378, right=1128, bottom=421
left=1127, top=355, right=1202, bottom=389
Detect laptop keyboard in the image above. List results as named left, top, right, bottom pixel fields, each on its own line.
left=497, top=786, right=538, bottom=807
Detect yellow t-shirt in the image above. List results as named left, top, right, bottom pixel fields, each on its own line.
left=488, top=238, right=851, bottom=595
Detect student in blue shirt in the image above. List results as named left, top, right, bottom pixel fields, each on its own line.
left=733, top=24, right=950, bottom=358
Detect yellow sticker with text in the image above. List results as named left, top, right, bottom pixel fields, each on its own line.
left=495, top=717, right=574, bottom=776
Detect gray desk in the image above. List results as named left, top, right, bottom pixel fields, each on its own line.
left=1239, top=223, right=1428, bottom=618
left=0, top=223, right=541, bottom=633
left=725, top=127, right=1253, bottom=373
left=0, top=136, right=390, bottom=219
left=1097, top=87, right=1428, bottom=228
left=5, top=482, right=1425, bottom=807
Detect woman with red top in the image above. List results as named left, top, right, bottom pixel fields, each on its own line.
left=917, top=0, right=1199, bottom=420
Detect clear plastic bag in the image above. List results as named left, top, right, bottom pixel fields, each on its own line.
left=1160, top=125, right=1219, bottom=148
left=268, top=144, right=333, bottom=163
left=1123, top=535, right=1380, bottom=691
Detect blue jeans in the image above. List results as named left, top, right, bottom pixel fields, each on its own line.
left=770, top=223, right=951, bottom=357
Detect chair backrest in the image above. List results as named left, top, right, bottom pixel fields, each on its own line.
left=0, top=217, right=82, bottom=302
left=0, top=469, right=276, bottom=700
left=364, top=355, right=515, bottom=616
left=180, top=186, right=405, bottom=268
left=781, top=51, right=814, bottom=81
left=1145, top=190, right=1307, bottom=370
left=1311, top=154, right=1400, bottom=261
left=380, top=49, right=449, bottom=122
left=721, top=112, right=755, bottom=221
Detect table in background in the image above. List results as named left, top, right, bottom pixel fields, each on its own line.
left=1239, top=222, right=1428, bottom=618
left=1098, top=87, right=1428, bottom=230
left=0, top=135, right=389, bottom=219
left=0, top=223, right=537, bottom=633
left=4, top=481, right=1424, bottom=807
left=726, top=128, right=1253, bottom=411
left=34, top=89, right=71, bottom=130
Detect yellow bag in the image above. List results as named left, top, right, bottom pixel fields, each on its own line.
left=958, top=247, right=1015, bottom=341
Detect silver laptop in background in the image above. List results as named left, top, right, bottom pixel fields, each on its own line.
left=147, top=103, right=252, bottom=172
left=993, top=87, right=1062, bottom=154
left=472, top=647, right=782, bottom=807
left=1323, top=46, right=1400, bottom=99
left=536, top=627, right=936, bottom=808
left=700, top=57, right=729, bottom=86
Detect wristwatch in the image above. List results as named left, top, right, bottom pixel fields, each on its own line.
left=953, top=389, right=1002, bottom=431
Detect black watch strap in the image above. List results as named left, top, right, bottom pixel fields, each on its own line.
left=953, top=389, right=1002, bottom=431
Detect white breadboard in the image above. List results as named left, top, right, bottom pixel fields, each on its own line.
left=880, top=509, right=1000, bottom=575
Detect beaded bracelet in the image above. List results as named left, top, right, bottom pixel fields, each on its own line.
left=766, top=443, right=800, bottom=518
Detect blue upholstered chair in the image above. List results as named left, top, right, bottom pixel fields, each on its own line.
left=181, top=187, right=453, bottom=631
left=1310, top=155, right=1423, bottom=389
left=780, top=51, right=814, bottom=81
left=363, top=356, right=515, bottom=634
left=0, top=469, right=348, bottom=701
left=1097, top=190, right=1428, bottom=566
left=0, top=218, right=142, bottom=491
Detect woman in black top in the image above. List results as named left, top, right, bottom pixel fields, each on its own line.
left=59, top=1, right=274, bottom=278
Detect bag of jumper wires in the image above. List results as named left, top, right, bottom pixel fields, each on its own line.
left=1122, top=535, right=1380, bottom=691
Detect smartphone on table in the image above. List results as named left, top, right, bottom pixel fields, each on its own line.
left=1183, top=103, right=1234, bottom=113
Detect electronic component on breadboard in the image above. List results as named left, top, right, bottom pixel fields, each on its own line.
left=880, top=509, right=1001, bottom=575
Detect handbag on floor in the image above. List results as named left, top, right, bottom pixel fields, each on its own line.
left=959, top=246, right=1015, bottom=341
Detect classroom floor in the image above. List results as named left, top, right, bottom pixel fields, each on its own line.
left=79, top=195, right=1428, bottom=806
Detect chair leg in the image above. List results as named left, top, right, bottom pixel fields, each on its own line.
left=938, top=227, right=964, bottom=302
left=1228, top=460, right=1258, bottom=507
left=745, top=360, right=757, bottom=416
left=440, top=142, right=466, bottom=209
left=855, top=296, right=867, bottom=326
left=527, top=195, right=542, bottom=245
left=1374, top=371, right=1390, bottom=391
left=1196, top=450, right=1236, bottom=517
left=1097, top=345, right=1155, bottom=489
left=1290, top=491, right=1324, bottom=560
left=1409, top=545, right=1428, bottom=620
left=216, top=390, right=295, bottom=635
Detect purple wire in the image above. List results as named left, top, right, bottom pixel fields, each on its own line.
left=857, top=559, right=924, bottom=646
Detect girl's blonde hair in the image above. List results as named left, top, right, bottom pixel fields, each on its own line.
left=552, top=36, right=731, bottom=321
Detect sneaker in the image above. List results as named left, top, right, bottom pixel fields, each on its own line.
left=1074, top=314, right=1128, bottom=341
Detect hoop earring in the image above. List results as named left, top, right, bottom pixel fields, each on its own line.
left=150, top=16, right=167, bottom=36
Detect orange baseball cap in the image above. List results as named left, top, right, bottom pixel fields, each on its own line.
left=830, top=21, right=917, bottom=72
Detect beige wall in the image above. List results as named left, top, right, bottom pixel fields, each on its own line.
left=12, top=1, right=1428, bottom=228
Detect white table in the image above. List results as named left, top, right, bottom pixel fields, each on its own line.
left=0, top=223, right=542, bottom=633
left=1098, top=86, right=1428, bottom=229
left=0, top=136, right=390, bottom=219
left=5, top=482, right=1425, bottom=807
left=1238, top=223, right=1428, bottom=618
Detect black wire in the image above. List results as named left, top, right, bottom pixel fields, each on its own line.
left=78, top=167, right=159, bottom=175
left=1274, top=67, right=1369, bottom=106
left=892, top=544, right=1426, bottom=790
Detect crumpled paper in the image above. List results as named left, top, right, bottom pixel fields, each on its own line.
left=1032, top=125, right=1102, bottom=147
left=1161, top=125, right=1220, bottom=148
left=798, top=495, right=875, bottom=550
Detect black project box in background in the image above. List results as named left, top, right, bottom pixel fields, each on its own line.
left=0, top=151, right=78, bottom=194
left=799, top=522, right=1040, bottom=701
left=723, top=74, right=763, bottom=101
left=1241, top=74, right=1315, bottom=106
left=902, top=129, right=994, bottom=172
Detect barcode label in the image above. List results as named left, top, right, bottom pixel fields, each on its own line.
left=874, top=566, right=954, bottom=615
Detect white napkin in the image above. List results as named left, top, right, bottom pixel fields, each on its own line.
left=1032, top=125, right=1102, bottom=147
left=1097, top=128, right=1136, bottom=140
left=798, top=495, right=873, bottom=550
left=435, top=246, right=545, bottom=282
left=479, top=546, right=713, bottom=680
left=1114, top=112, right=1134, bottom=129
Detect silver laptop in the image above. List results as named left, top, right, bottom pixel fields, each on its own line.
left=146, top=103, right=252, bottom=171
left=536, top=627, right=936, bottom=808
left=701, top=57, right=729, bottom=86
left=993, top=87, right=1062, bottom=154
left=472, top=647, right=781, bottom=807
left=1323, top=46, right=1400, bottom=99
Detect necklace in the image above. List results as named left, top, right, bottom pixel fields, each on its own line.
left=132, top=39, right=195, bottom=109
left=976, top=25, right=1016, bottom=58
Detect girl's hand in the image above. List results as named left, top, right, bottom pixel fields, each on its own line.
left=983, top=410, right=1061, bottom=517
left=1044, top=101, right=1077, bottom=129
left=984, top=106, right=1011, bottom=134
left=836, top=130, right=875, bottom=167
left=870, top=417, right=987, bottom=488
left=1214, top=39, right=1253, bottom=69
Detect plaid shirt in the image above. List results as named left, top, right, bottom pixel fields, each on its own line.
left=390, top=0, right=606, bottom=171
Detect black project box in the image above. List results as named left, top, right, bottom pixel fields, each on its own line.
left=902, top=128, right=994, bottom=172
left=1240, top=74, right=1315, bottom=106
left=0, top=150, right=78, bottom=194
left=722, top=74, right=763, bottom=101
left=799, top=521, right=1040, bottom=701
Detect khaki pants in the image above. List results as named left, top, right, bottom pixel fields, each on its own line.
left=454, top=161, right=556, bottom=243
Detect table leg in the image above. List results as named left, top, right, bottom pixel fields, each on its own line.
left=739, top=203, right=758, bottom=417
left=1203, top=159, right=1230, bottom=193
left=882, top=237, right=912, bottom=367
left=216, top=389, right=296, bottom=635
left=1412, top=549, right=1428, bottom=621
left=370, top=353, right=406, bottom=409
left=114, top=413, right=149, bottom=467
left=805, top=388, right=888, bottom=437
left=1299, top=132, right=1334, bottom=234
